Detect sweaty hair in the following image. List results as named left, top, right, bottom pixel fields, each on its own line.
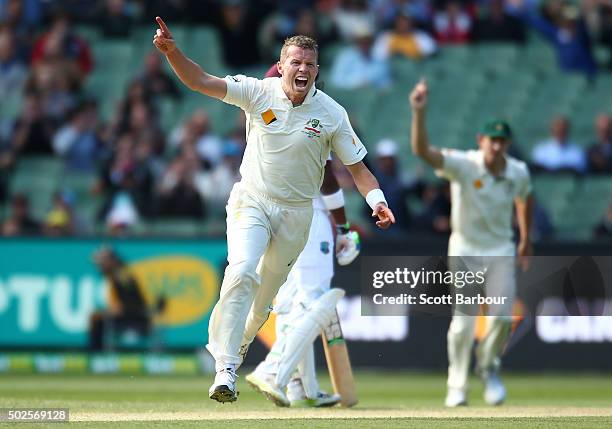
left=280, top=35, right=319, bottom=62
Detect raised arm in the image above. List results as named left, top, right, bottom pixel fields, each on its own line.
left=153, top=17, right=227, bottom=99
left=410, top=79, right=444, bottom=169
left=344, top=161, right=395, bottom=229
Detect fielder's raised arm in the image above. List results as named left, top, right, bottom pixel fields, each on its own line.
left=153, top=16, right=227, bottom=99
left=409, top=79, right=443, bottom=169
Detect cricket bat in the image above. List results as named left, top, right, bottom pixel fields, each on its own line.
left=322, top=310, right=358, bottom=407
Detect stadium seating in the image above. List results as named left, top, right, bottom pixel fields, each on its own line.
left=5, top=24, right=610, bottom=241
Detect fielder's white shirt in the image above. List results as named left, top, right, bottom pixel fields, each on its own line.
left=436, top=149, right=531, bottom=252
left=223, top=76, right=367, bottom=205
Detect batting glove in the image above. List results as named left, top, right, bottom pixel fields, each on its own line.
left=335, top=223, right=361, bottom=266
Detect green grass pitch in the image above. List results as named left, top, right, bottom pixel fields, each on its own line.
left=1, top=370, right=611, bottom=428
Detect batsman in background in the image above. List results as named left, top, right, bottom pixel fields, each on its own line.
left=409, top=80, right=533, bottom=407
left=153, top=18, right=395, bottom=404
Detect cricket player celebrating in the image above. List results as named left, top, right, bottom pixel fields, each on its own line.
left=153, top=18, right=395, bottom=403
left=246, top=159, right=359, bottom=407
left=242, top=66, right=359, bottom=408
left=409, top=80, right=533, bottom=407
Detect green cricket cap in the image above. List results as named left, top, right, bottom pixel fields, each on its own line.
left=481, top=120, right=512, bottom=139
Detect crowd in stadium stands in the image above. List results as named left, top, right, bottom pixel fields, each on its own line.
left=0, top=0, right=611, bottom=240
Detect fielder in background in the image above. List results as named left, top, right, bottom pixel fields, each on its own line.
left=409, top=79, right=533, bottom=407
left=153, top=17, right=395, bottom=404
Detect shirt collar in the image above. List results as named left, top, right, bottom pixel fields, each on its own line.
left=477, top=150, right=508, bottom=180
left=274, top=77, right=317, bottom=107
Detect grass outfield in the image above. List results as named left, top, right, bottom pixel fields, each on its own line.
left=1, top=371, right=611, bottom=428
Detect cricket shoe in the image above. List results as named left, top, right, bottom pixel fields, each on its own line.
left=482, top=371, right=506, bottom=406
left=444, top=387, right=468, bottom=407
left=209, top=367, right=238, bottom=403
left=245, top=371, right=289, bottom=407
left=290, top=391, right=341, bottom=408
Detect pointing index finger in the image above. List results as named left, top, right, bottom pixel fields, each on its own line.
left=156, top=16, right=170, bottom=36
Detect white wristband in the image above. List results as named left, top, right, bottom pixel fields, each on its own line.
left=321, top=189, right=345, bottom=210
left=366, top=189, right=387, bottom=210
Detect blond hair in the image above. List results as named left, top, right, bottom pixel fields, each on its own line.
left=280, top=35, right=319, bottom=62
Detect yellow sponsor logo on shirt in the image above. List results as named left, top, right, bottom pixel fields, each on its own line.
left=261, top=109, right=277, bottom=125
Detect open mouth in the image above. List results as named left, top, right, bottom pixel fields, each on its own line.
left=295, top=76, right=308, bottom=89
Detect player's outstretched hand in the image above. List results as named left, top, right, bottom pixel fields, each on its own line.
left=409, top=78, right=428, bottom=111
left=372, top=203, right=395, bottom=229
left=153, top=16, right=176, bottom=55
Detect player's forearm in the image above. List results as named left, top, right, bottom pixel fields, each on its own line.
left=165, top=49, right=224, bottom=98
left=411, top=109, right=443, bottom=168
left=411, top=109, right=428, bottom=156
left=516, top=195, right=533, bottom=243
left=351, top=167, right=382, bottom=201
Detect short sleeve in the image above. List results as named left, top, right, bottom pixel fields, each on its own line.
left=515, top=165, right=532, bottom=200
left=436, top=148, right=472, bottom=182
left=222, top=74, right=263, bottom=112
left=331, top=109, right=367, bottom=165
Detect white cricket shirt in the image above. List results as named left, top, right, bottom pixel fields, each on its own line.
left=223, top=76, right=367, bottom=205
left=436, top=149, right=532, bottom=252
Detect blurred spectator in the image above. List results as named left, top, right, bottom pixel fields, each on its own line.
left=332, top=0, right=377, bottom=41
left=52, top=101, right=103, bottom=172
left=582, top=0, right=612, bottom=69
left=43, top=191, right=74, bottom=236
left=196, top=141, right=242, bottom=204
left=136, top=51, right=180, bottom=100
left=156, top=142, right=205, bottom=219
left=214, top=0, right=262, bottom=69
left=330, top=23, right=391, bottom=89
left=10, top=92, right=56, bottom=155
left=433, top=0, right=473, bottom=44
left=142, top=0, right=191, bottom=23
left=123, top=101, right=164, bottom=155
left=509, top=0, right=597, bottom=79
left=471, top=0, right=526, bottom=43
left=414, top=181, right=451, bottom=234
left=0, top=25, right=27, bottom=100
left=372, top=11, right=437, bottom=60
left=0, top=142, right=14, bottom=204
left=168, top=109, right=223, bottom=169
left=587, top=113, right=612, bottom=173
left=100, top=0, right=135, bottom=39
left=373, top=0, right=433, bottom=27
left=112, top=80, right=155, bottom=138
left=531, top=116, right=587, bottom=173
left=594, top=203, right=612, bottom=238
left=370, top=139, right=411, bottom=232
left=1, top=193, right=41, bottom=235
left=89, top=246, right=151, bottom=350
left=106, top=190, right=139, bottom=235
left=259, top=8, right=338, bottom=64
left=24, top=57, right=81, bottom=122
left=31, top=11, right=94, bottom=77
left=97, top=134, right=153, bottom=223
left=0, top=0, right=42, bottom=54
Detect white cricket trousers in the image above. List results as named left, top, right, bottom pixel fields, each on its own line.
left=206, top=183, right=312, bottom=367
left=256, top=208, right=334, bottom=398
left=447, top=235, right=516, bottom=391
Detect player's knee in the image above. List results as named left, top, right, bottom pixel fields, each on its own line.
left=225, top=261, right=257, bottom=288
